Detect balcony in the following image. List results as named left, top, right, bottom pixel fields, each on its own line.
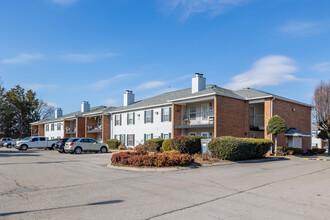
left=32, top=130, right=38, bottom=136
left=87, top=123, right=102, bottom=133
left=65, top=126, right=76, bottom=134
left=175, top=112, right=214, bottom=129
left=250, top=115, right=264, bottom=130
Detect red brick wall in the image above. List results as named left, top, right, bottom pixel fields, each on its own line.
left=102, top=114, right=110, bottom=143
left=38, top=124, right=44, bottom=136
left=64, top=120, right=70, bottom=138
left=214, top=95, right=249, bottom=138
left=76, top=117, right=85, bottom=138
left=273, top=99, right=311, bottom=152
left=172, top=104, right=182, bottom=138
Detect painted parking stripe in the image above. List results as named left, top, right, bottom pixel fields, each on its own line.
left=303, top=158, right=329, bottom=161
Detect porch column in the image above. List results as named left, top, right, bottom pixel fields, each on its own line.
left=76, top=117, right=86, bottom=137
left=38, top=124, right=44, bottom=136
left=102, top=114, right=110, bottom=143
left=172, top=104, right=182, bottom=138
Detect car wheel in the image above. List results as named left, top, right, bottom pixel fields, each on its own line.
left=100, top=146, right=107, bottom=153
left=52, top=144, right=56, bottom=150
left=74, top=147, right=82, bottom=154
left=21, top=145, right=28, bottom=151
left=6, top=144, right=12, bottom=148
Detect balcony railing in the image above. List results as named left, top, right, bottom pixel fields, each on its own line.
left=181, top=112, right=214, bottom=126
left=250, top=115, right=264, bottom=129
left=65, top=126, right=76, bottom=134
left=32, top=130, right=38, bottom=136
left=87, top=123, right=102, bottom=133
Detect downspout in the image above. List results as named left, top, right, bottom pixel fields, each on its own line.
left=270, top=97, right=276, bottom=154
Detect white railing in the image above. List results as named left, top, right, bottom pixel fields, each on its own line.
left=182, top=112, right=214, bottom=126
left=87, top=123, right=102, bottom=132
left=65, top=126, right=76, bottom=133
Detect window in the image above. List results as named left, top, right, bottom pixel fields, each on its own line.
left=97, top=118, right=102, bottom=127
left=115, top=114, right=121, bottom=126
left=89, top=139, right=97, bottom=143
left=32, top=137, right=38, bottom=142
left=201, top=132, right=209, bottom=137
left=40, top=137, right=46, bottom=141
left=162, top=108, right=171, bottom=122
left=145, top=110, right=152, bottom=123
left=201, top=105, right=209, bottom=120
left=146, top=134, right=152, bottom=141
left=189, top=132, right=196, bottom=136
left=250, top=107, right=255, bottom=126
left=57, top=123, right=61, bottom=131
left=51, top=123, right=54, bottom=131
left=189, top=106, right=196, bottom=120
left=127, top=134, right=134, bottom=146
left=46, top=124, right=49, bottom=132
left=128, top=113, right=134, bottom=125
left=120, top=134, right=125, bottom=145
left=163, top=133, right=169, bottom=140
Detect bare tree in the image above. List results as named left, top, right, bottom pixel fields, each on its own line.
left=313, top=80, right=330, bottom=133
left=37, top=101, right=55, bottom=120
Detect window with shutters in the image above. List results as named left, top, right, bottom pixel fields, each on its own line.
left=163, top=133, right=169, bottom=140
left=145, top=110, right=152, bottom=123
left=146, top=134, right=152, bottom=141
left=189, top=106, right=196, bottom=120
left=46, top=124, right=49, bottom=132
left=128, top=113, right=134, bottom=125
left=115, top=114, right=121, bottom=126
left=120, top=134, right=125, bottom=145
left=51, top=123, right=54, bottom=131
left=128, top=134, right=134, bottom=146
left=163, top=108, right=170, bottom=122
left=57, top=123, right=61, bottom=131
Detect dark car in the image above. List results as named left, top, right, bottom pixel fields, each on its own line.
left=55, top=138, right=69, bottom=153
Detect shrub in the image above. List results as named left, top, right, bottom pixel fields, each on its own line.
left=209, top=136, right=255, bottom=161
left=242, top=138, right=273, bottom=158
left=118, top=145, right=126, bottom=150
left=161, top=139, right=172, bottom=152
left=171, top=136, right=202, bottom=154
left=135, top=143, right=158, bottom=153
left=111, top=152, right=193, bottom=167
left=106, top=139, right=121, bottom=149
left=307, top=148, right=326, bottom=155
left=146, top=138, right=164, bottom=151
left=162, top=150, right=180, bottom=156
left=276, top=146, right=303, bottom=156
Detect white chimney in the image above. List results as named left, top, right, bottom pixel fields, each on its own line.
left=192, top=73, right=206, bottom=93
left=124, top=90, right=135, bottom=106
left=55, top=108, right=63, bottom=118
left=81, top=101, right=90, bottom=112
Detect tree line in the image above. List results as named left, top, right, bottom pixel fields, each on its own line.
left=0, top=79, right=54, bottom=138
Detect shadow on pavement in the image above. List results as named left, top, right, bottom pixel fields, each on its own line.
left=0, top=151, right=40, bottom=157
left=236, top=157, right=289, bottom=164
left=0, top=200, right=124, bottom=217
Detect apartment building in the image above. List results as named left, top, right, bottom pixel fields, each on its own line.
left=30, top=73, right=313, bottom=152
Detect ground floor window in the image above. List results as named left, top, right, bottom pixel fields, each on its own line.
left=189, top=132, right=196, bottom=136
left=127, top=134, right=135, bottom=146
left=162, top=133, right=171, bottom=140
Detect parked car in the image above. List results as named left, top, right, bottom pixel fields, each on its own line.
left=0, top=138, right=12, bottom=147
left=3, top=140, right=14, bottom=148
left=55, top=138, right=69, bottom=153
left=64, top=138, right=108, bottom=154
left=16, top=137, right=58, bottom=151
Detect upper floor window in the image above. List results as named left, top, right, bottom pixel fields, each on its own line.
left=127, top=113, right=134, bottom=125
left=144, top=110, right=153, bottom=123
left=57, top=123, right=61, bottom=131
left=161, top=107, right=171, bottom=122
left=189, top=106, right=196, bottom=120
left=51, top=124, right=54, bottom=131
left=115, top=114, right=121, bottom=126
left=46, top=124, right=49, bottom=132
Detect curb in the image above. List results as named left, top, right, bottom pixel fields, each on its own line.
left=303, top=158, right=329, bottom=161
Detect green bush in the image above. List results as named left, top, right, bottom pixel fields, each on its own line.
left=161, top=139, right=172, bottom=152
left=276, top=146, right=303, bottom=156
left=146, top=138, right=164, bottom=152
left=209, top=136, right=255, bottom=161
left=242, top=138, right=273, bottom=158
left=307, top=148, right=326, bottom=155
left=106, top=139, right=120, bottom=149
left=135, top=143, right=158, bottom=153
left=171, top=136, right=202, bottom=154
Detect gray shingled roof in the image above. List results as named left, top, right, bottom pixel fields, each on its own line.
left=108, top=85, right=244, bottom=113
left=285, top=127, right=310, bottom=136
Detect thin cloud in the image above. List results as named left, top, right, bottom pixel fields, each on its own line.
left=90, top=74, right=137, bottom=89
left=313, top=62, right=330, bottom=73
left=102, top=98, right=118, bottom=106
left=136, top=81, right=167, bottom=91
left=2, top=53, right=44, bottom=64
left=46, top=102, right=58, bottom=107
left=224, top=55, right=299, bottom=90
left=163, top=0, right=248, bottom=20
left=279, top=21, right=321, bottom=35
left=50, top=0, right=77, bottom=5
left=25, top=84, right=57, bottom=91
left=62, top=53, right=117, bottom=62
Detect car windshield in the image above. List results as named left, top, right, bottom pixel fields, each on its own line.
left=23, top=137, right=32, bottom=141
left=67, top=138, right=79, bottom=142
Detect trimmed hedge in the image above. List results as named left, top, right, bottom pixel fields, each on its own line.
left=276, top=146, right=303, bottom=156
left=209, top=136, right=273, bottom=161
left=135, top=143, right=158, bottom=153
left=146, top=138, right=164, bottom=152
left=171, top=136, right=202, bottom=154
left=307, top=148, right=326, bottom=155
left=111, top=152, right=193, bottom=167
left=106, top=139, right=121, bottom=149
left=161, top=139, right=172, bottom=152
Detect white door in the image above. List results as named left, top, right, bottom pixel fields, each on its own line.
left=201, top=104, right=209, bottom=121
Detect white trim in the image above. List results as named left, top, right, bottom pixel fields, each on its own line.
left=246, top=96, right=313, bottom=108
left=201, top=132, right=209, bottom=137
left=249, top=99, right=265, bottom=104
left=285, top=134, right=311, bottom=137
left=109, top=103, right=172, bottom=114
left=172, top=96, right=215, bottom=104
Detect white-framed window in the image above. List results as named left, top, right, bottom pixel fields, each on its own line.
left=189, top=132, right=196, bottom=136
left=115, top=114, right=121, bottom=126
left=163, top=133, right=169, bottom=140
left=97, top=117, right=102, bottom=127
left=51, top=124, right=54, bottom=131
left=201, top=132, right=209, bottom=137
left=146, top=134, right=152, bottom=141
left=120, top=134, right=125, bottom=145
left=201, top=104, right=209, bottom=120
left=189, top=106, right=196, bottom=120
left=128, top=113, right=134, bottom=125
left=127, top=134, right=134, bottom=146
left=46, top=124, right=49, bottom=132
left=145, top=110, right=152, bottom=123
left=162, top=108, right=170, bottom=122
left=57, top=123, right=61, bottom=131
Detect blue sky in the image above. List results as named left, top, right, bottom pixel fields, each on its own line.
left=0, top=0, right=329, bottom=114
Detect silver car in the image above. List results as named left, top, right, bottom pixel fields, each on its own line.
left=64, top=138, right=108, bottom=154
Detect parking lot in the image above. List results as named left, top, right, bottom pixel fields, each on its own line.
left=1, top=148, right=330, bottom=220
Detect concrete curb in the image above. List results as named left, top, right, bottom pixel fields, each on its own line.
left=107, top=157, right=284, bottom=172
left=303, top=158, right=329, bottom=161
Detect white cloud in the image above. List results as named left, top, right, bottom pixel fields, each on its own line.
left=313, top=62, right=330, bottom=73
left=90, top=74, right=137, bottom=89
left=2, top=53, right=44, bottom=64
left=62, top=52, right=117, bottom=62
left=102, top=98, right=118, bottom=106
left=164, top=0, right=247, bottom=19
left=136, top=81, right=167, bottom=90
left=46, top=102, right=58, bottom=107
left=224, top=55, right=299, bottom=90
left=24, top=84, right=57, bottom=91
left=279, top=21, right=321, bottom=35
left=51, top=0, right=77, bottom=5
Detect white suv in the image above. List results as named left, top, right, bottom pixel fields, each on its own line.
left=64, top=138, right=108, bottom=154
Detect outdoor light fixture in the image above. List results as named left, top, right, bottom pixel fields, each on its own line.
left=292, top=108, right=296, bottom=112
left=155, top=112, right=159, bottom=115
left=137, top=114, right=140, bottom=117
